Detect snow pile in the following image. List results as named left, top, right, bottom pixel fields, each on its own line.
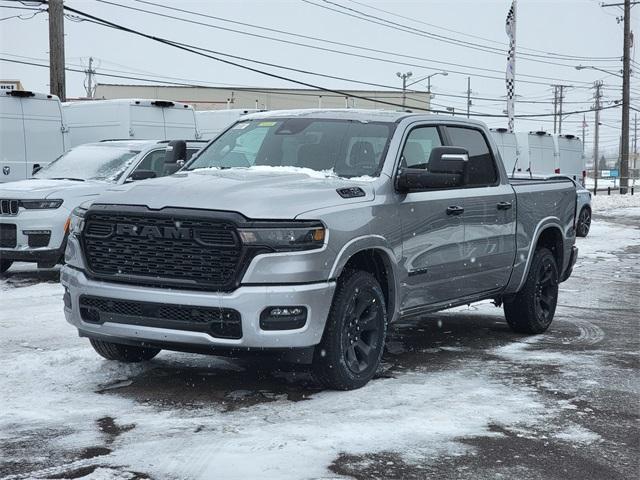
left=591, top=192, right=640, bottom=212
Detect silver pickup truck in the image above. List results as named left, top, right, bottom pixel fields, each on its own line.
left=61, top=110, right=578, bottom=390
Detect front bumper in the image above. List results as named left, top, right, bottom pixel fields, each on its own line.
left=61, top=266, right=336, bottom=349
left=0, top=207, right=69, bottom=265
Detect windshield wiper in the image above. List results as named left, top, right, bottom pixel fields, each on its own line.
left=48, top=177, right=86, bottom=182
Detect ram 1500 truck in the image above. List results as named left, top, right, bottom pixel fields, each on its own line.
left=61, top=110, right=578, bottom=390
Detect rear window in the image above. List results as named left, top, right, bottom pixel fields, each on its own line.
left=447, top=127, right=498, bottom=187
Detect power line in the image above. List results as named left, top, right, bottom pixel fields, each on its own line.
left=343, top=0, right=620, bottom=62
left=93, top=0, right=602, bottom=88
left=52, top=4, right=622, bottom=120
left=301, top=0, right=617, bottom=72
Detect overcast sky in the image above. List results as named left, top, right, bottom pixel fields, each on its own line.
left=1, top=0, right=638, bottom=157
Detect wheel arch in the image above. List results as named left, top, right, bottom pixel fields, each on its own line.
left=329, top=237, right=399, bottom=323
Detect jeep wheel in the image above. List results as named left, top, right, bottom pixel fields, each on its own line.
left=504, top=247, right=559, bottom=334
left=0, top=259, right=12, bottom=274
left=313, top=270, right=387, bottom=390
left=89, top=339, right=160, bottom=362
left=576, top=207, right=591, bottom=237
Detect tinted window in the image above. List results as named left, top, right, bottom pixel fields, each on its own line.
left=447, top=127, right=498, bottom=186
left=186, top=119, right=394, bottom=178
left=401, top=126, right=442, bottom=169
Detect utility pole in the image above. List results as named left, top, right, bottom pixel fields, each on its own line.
left=48, top=0, right=66, bottom=102
left=466, top=77, right=472, bottom=118
left=602, top=0, right=632, bottom=193
left=84, top=57, right=96, bottom=99
left=634, top=113, right=638, bottom=171
left=552, top=85, right=558, bottom=134
left=582, top=114, right=587, bottom=155
left=593, top=81, right=603, bottom=194
left=397, top=71, right=413, bottom=110
left=558, top=85, right=565, bottom=134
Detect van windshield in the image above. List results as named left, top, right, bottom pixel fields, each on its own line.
left=34, top=145, right=140, bottom=182
left=185, top=118, right=395, bottom=178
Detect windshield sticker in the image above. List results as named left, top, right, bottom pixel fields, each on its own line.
left=258, top=121, right=277, bottom=127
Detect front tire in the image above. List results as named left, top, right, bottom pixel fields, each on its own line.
left=313, top=270, right=387, bottom=390
left=89, top=339, right=160, bottom=362
left=0, top=259, right=12, bottom=274
left=576, top=207, right=591, bottom=237
left=504, top=248, right=559, bottom=334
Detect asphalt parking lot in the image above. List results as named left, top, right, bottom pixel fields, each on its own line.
left=1, top=205, right=638, bottom=480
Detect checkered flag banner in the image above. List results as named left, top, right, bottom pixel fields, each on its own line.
left=505, top=1, right=517, bottom=132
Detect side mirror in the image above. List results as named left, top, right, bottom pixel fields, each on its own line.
left=127, top=169, right=157, bottom=182
left=396, top=146, right=469, bottom=192
left=164, top=140, right=187, bottom=175
left=32, top=164, right=42, bottom=175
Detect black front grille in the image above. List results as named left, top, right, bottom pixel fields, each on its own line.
left=0, top=199, right=19, bottom=216
left=79, top=295, right=242, bottom=339
left=0, top=224, right=17, bottom=248
left=82, top=210, right=244, bottom=291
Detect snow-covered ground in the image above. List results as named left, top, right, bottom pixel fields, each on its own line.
left=1, top=195, right=639, bottom=480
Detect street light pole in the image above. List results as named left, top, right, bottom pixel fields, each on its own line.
left=404, top=71, right=448, bottom=112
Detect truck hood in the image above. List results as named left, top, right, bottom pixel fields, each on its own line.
left=96, top=168, right=377, bottom=219
left=0, top=179, right=110, bottom=201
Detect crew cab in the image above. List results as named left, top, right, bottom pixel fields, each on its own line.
left=61, top=110, right=578, bottom=390
left=0, top=139, right=204, bottom=273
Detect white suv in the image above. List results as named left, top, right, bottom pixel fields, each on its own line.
left=0, top=139, right=204, bottom=273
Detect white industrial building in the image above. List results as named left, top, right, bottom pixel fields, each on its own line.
left=94, top=83, right=430, bottom=111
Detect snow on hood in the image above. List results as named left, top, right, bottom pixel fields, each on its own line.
left=94, top=167, right=377, bottom=219
left=0, top=179, right=110, bottom=202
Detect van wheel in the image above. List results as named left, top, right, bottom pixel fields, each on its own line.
left=504, top=248, right=559, bottom=334
left=89, top=339, right=160, bottom=362
left=0, top=259, right=12, bottom=274
left=576, top=207, right=591, bottom=237
left=313, top=270, right=387, bottom=390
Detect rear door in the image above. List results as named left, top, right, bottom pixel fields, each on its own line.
left=163, top=106, right=198, bottom=140
left=398, top=124, right=468, bottom=310
left=445, top=126, right=516, bottom=296
left=528, top=132, right=556, bottom=175
left=22, top=96, right=65, bottom=175
left=131, top=104, right=165, bottom=139
left=0, top=95, right=27, bottom=182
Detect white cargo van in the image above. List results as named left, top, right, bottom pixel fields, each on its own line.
left=0, top=90, right=66, bottom=183
left=555, top=134, right=585, bottom=185
left=63, top=99, right=198, bottom=147
left=196, top=109, right=260, bottom=139
left=516, top=131, right=556, bottom=177
left=489, top=128, right=521, bottom=175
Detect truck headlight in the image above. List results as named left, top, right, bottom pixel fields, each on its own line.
left=238, top=222, right=326, bottom=251
left=68, top=206, right=87, bottom=236
left=20, top=199, right=63, bottom=209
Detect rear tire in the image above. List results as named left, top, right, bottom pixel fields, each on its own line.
left=0, top=259, right=12, bottom=274
left=576, top=207, right=591, bottom=237
left=504, top=247, right=559, bottom=334
left=89, top=339, right=160, bottom=362
left=313, top=270, right=387, bottom=390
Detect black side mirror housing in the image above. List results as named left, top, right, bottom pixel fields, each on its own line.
left=128, top=169, right=157, bottom=181
left=164, top=140, right=187, bottom=175
left=32, top=164, right=42, bottom=175
left=396, top=146, right=469, bottom=193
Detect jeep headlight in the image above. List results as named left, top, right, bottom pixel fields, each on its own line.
left=20, top=199, right=63, bottom=209
left=238, top=222, right=326, bottom=251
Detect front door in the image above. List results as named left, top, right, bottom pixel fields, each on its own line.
left=398, top=125, right=468, bottom=311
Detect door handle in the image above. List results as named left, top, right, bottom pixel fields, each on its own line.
left=446, top=205, right=465, bottom=216
left=497, top=201, right=513, bottom=210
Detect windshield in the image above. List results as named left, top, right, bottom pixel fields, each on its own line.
left=185, top=118, right=395, bottom=178
left=34, top=145, right=140, bottom=182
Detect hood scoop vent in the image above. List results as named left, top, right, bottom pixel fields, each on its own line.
left=337, top=187, right=366, bottom=199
